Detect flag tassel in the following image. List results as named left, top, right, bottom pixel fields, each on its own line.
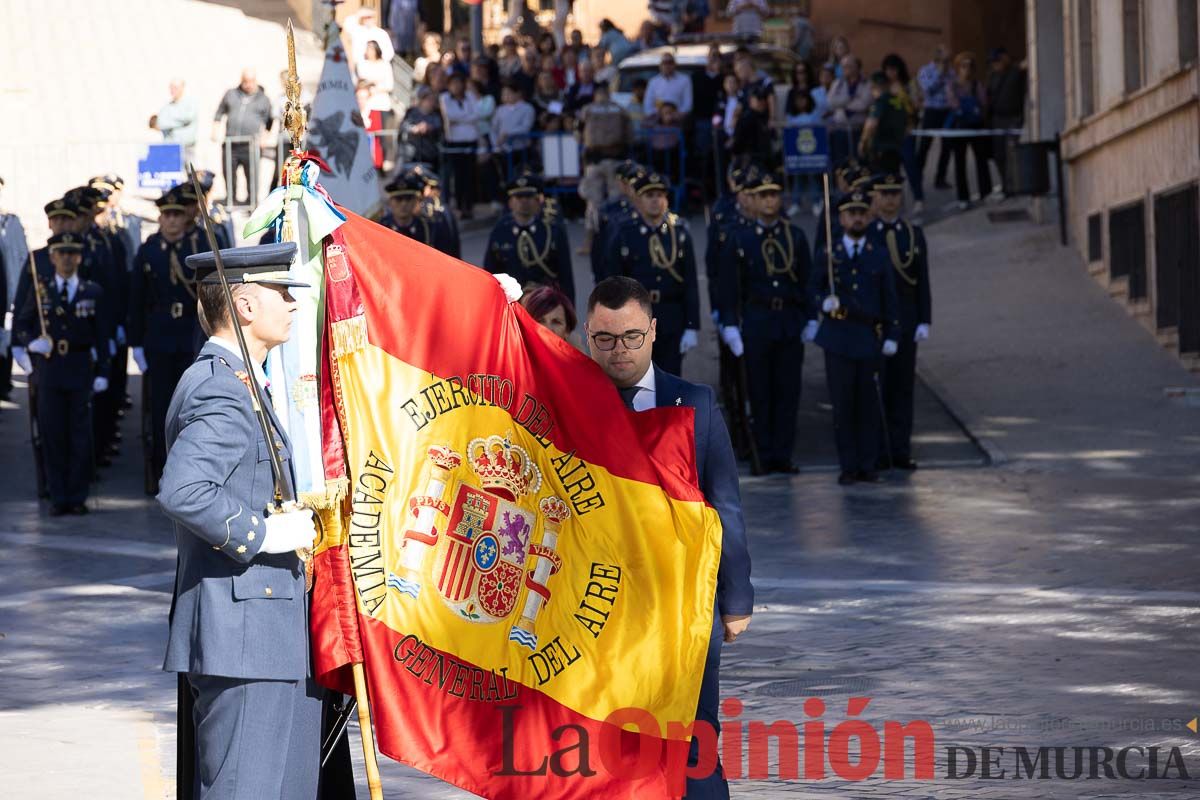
left=353, top=661, right=384, bottom=799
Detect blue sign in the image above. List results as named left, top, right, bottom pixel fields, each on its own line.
left=782, top=126, right=830, bottom=175
left=137, top=143, right=185, bottom=190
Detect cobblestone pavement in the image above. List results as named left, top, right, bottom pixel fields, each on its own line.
left=2, top=211, right=1198, bottom=798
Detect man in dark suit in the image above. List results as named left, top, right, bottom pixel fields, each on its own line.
left=585, top=276, right=753, bottom=800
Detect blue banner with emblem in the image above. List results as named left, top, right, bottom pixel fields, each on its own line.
left=782, top=126, right=830, bottom=175
left=137, top=143, right=185, bottom=190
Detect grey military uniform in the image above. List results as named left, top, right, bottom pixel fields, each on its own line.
left=158, top=339, right=320, bottom=799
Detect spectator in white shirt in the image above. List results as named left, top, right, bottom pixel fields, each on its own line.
left=441, top=72, right=480, bottom=219
left=643, top=52, right=693, bottom=117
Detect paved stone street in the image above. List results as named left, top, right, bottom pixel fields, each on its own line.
left=2, top=204, right=1199, bottom=799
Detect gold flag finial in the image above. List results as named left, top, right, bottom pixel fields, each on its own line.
left=283, top=19, right=307, bottom=150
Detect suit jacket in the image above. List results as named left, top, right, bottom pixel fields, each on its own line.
left=654, top=367, right=754, bottom=617
left=158, top=341, right=309, bottom=680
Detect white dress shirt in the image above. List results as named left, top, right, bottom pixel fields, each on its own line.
left=643, top=72, right=694, bottom=116
left=209, top=336, right=270, bottom=392
left=624, top=367, right=657, bottom=412
left=842, top=233, right=865, bottom=259
left=55, top=274, right=80, bottom=303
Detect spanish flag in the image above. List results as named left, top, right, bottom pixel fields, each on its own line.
left=311, top=211, right=723, bottom=798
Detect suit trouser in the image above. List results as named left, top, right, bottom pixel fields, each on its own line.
left=882, top=335, right=918, bottom=461
left=743, top=322, right=804, bottom=464
left=148, top=350, right=192, bottom=478
left=686, top=612, right=729, bottom=800
left=187, top=673, right=322, bottom=800
left=37, top=382, right=92, bottom=506
left=823, top=350, right=883, bottom=473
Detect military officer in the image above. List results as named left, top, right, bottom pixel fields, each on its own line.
left=805, top=190, right=900, bottom=485
left=717, top=171, right=813, bottom=474
left=12, top=233, right=110, bottom=514
left=12, top=200, right=78, bottom=319
left=869, top=173, right=931, bottom=470
left=382, top=173, right=454, bottom=252
left=193, top=170, right=235, bottom=249
left=90, top=174, right=142, bottom=270
left=589, top=160, right=642, bottom=283
left=483, top=172, right=576, bottom=305
left=158, top=242, right=321, bottom=799
left=177, top=181, right=229, bottom=251
left=411, top=164, right=461, bottom=258
left=813, top=161, right=874, bottom=255
left=0, top=175, right=30, bottom=401
left=129, top=188, right=207, bottom=491
left=607, top=171, right=701, bottom=376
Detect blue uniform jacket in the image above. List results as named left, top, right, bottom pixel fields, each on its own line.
left=868, top=217, right=932, bottom=332
left=717, top=217, right=813, bottom=336
left=483, top=213, right=576, bottom=303
left=655, top=367, right=754, bottom=617
left=382, top=211, right=455, bottom=255
left=128, top=229, right=205, bottom=353
left=808, top=236, right=901, bottom=360
left=14, top=272, right=110, bottom=390
left=158, top=341, right=309, bottom=681
left=608, top=213, right=701, bottom=331
left=704, top=194, right=748, bottom=310
left=591, top=196, right=636, bottom=282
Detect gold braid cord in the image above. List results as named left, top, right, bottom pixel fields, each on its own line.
left=517, top=221, right=556, bottom=278
left=762, top=224, right=798, bottom=282
left=167, top=245, right=196, bottom=298
left=648, top=216, right=684, bottom=282
left=886, top=220, right=918, bottom=287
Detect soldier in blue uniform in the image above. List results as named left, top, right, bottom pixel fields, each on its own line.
left=91, top=175, right=141, bottom=416
left=607, top=171, right=701, bottom=376
left=12, top=233, right=110, bottom=514
left=382, top=173, right=454, bottom=252
left=805, top=190, right=900, bottom=485
left=717, top=171, right=813, bottom=474
left=129, top=188, right=207, bottom=491
left=411, top=164, right=461, bottom=258
left=193, top=170, right=235, bottom=249
left=177, top=181, right=230, bottom=251
left=704, top=164, right=756, bottom=313
left=483, top=172, right=576, bottom=305
left=590, top=160, right=643, bottom=283
left=813, top=161, right=874, bottom=254
left=869, top=173, right=931, bottom=470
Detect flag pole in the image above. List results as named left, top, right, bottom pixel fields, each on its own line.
left=283, top=20, right=383, bottom=797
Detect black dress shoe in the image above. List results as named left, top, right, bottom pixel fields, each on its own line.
left=49, top=504, right=70, bottom=516
left=772, top=461, right=800, bottom=474
left=71, top=504, right=90, bottom=515
left=857, top=470, right=883, bottom=483
left=893, top=458, right=918, bottom=470
left=837, top=471, right=857, bottom=486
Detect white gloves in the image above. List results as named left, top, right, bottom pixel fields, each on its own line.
left=914, top=323, right=930, bottom=342
left=132, top=347, right=149, bottom=373
left=802, top=320, right=819, bottom=343
left=260, top=508, right=318, bottom=554
left=116, top=325, right=127, bottom=346
left=720, top=326, right=744, bottom=357
left=12, top=347, right=31, bottom=374
left=821, top=295, right=841, bottom=314
left=92, top=376, right=109, bottom=394
left=882, top=339, right=898, bottom=357
left=679, top=328, right=699, bottom=354
left=28, top=337, right=52, bottom=356
left=492, top=273, right=523, bottom=303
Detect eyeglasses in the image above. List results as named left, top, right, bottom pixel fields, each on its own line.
left=589, top=329, right=648, bottom=351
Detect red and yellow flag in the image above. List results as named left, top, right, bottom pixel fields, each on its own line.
left=311, top=212, right=723, bottom=798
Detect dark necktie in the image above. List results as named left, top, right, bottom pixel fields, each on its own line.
left=852, top=241, right=861, bottom=260
left=618, top=386, right=639, bottom=411
left=59, top=280, right=69, bottom=304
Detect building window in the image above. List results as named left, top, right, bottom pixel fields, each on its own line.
left=1087, top=213, right=1102, bottom=262
left=1077, top=0, right=1095, bottom=118
left=1123, top=0, right=1143, bottom=94
left=1180, top=0, right=1199, bottom=66
left=1110, top=202, right=1147, bottom=300
left=1154, top=185, right=1200, bottom=352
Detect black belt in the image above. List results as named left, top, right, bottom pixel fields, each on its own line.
left=154, top=301, right=189, bottom=319
left=648, top=289, right=683, bottom=305
left=747, top=294, right=804, bottom=312
left=830, top=305, right=883, bottom=329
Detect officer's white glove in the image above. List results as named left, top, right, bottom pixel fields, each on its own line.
left=679, top=328, right=699, bottom=354
left=132, top=347, right=149, bottom=373
left=12, top=347, right=32, bottom=374
left=92, top=376, right=109, bottom=394
left=116, top=325, right=127, bottom=346
left=882, top=339, right=899, bottom=357
left=492, top=273, right=523, bottom=303
left=914, top=323, right=930, bottom=342
left=260, top=508, right=318, bottom=554
left=821, top=295, right=841, bottom=314
left=27, top=337, right=52, bottom=356
left=802, top=320, right=819, bottom=343
left=720, top=325, right=744, bottom=357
